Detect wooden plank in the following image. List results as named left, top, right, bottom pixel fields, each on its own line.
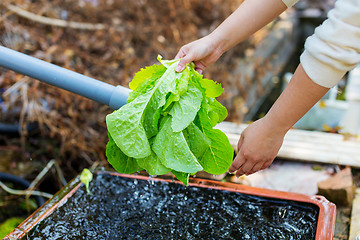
left=349, top=188, right=360, bottom=240
left=216, top=121, right=360, bottom=167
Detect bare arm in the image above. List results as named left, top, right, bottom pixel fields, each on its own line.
left=175, top=0, right=287, bottom=72
left=211, top=0, right=287, bottom=52
left=266, top=65, right=329, bottom=132
left=174, top=0, right=332, bottom=176
left=229, top=64, right=329, bottom=176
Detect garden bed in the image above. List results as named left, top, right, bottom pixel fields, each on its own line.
left=6, top=171, right=336, bottom=239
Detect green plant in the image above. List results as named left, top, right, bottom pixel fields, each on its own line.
left=106, top=56, right=234, bottom=185
left=0, top=217, right=24, bottom=238
left=80, top=168, right=93, bottom=194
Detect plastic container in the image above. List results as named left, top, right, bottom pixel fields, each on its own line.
left=5, top=171, right=336, bottom=239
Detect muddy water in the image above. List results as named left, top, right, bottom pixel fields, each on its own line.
left=27, top=173, right=318, bottom=239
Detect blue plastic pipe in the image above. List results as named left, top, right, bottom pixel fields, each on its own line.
left=0, top=45, right=130, bottom=110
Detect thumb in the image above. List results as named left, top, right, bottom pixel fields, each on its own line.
left=176, top=54, right=193, bottom=72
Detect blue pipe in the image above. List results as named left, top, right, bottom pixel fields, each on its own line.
left=0, top=46, right=130, bottom=110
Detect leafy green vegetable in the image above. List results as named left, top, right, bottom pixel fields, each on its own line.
left=127, top=64, right=166, bottom=103
left=153, top=116, right=203, bottom=173
left=0, top=217, right=24, bottom=238
left=106, top=133, right=143, bottom=174
left=194, top=105, right=234, bottom=175
left=106, top=55, right=234, bottom=185
left=169, top=85, right=202, bottom=132
left=129, top=64, right=166, bottom=91
left=206, top=97, right=228, bottom=127
left=200, top=78, right=224, bottom=98
left=162, top=66, right=189, bottom=114
left=136, top=139, right=170, bottom=176
left=106, top=60, right=180, bottom=158
left=182, top=122, right=210, bottom=160
left=171, top=170, right=190, bottom=186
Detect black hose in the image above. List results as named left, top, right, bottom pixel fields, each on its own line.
left=0, top=172, right=46, bottom=207
left=0, top=122, right=38, bottom=134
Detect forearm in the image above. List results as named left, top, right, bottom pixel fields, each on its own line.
left=264, top=64, right=329, bottom=133
left=210, top=0, right=288, bottom=53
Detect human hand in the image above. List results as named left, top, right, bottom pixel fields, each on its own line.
left=228, top=117, right=286, bottom=177
left=175, top=34, right=224, bottom=74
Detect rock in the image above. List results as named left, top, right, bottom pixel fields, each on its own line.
left=317, top=166, right=355, bottom=207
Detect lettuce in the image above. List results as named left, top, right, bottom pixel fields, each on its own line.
left=106, top=56, right=234, bottom=185
left=153, top=116, right=203, bottom=173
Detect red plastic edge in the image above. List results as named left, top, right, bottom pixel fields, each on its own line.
left=5, top=171, right=336, bottom=240
left=4, top=177, right=82, bottom=240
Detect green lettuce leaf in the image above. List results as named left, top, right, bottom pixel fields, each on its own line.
left=205, top=97, right=228, bottom=127
left=157, top=55, right=179, bottom=68
left=105, top=56, right=233, bottom=185
left=106, top=59, right=181, bottom=158
left=182, top=122, right=210, bottom=160
left=106, top=92, right=152, bottom=158
left=162, top=67, right=189, bottom=114
left=136, top=139, right=170, bottom=176
left=200, top=78, right=224, bottom=98
left=153, top=116, right=203, bottom=173
left=172, top=170, right=190, bottom=186
left=129, top=64, right=166, bottom=91
left=194, top=107, right=234, bottom=175
left=199, top=128, right=234, bottom=175
left=127, top=65, right=166, bottom=103
left=169, top=85, right=202, bottom=132
left=106, top=133, right=143, bottom=173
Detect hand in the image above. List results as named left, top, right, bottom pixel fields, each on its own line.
left=175, top=34, right=224, bottom=74
left=228, top=117, right=286, bottom=177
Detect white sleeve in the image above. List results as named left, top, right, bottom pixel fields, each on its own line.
left=281, top=0, right=299, bottom=8
left=300, top=0, right=360, bottom=88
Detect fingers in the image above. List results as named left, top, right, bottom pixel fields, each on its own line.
left=260, top=161, right=272, bottom=171
left=175, top=45, right=194, bottom=72
left=194, top=61, right=206, bottom=74
left=236, top=158, right=274, bottom=177
left=175, top=43, right=209, bottom=73
left=176, top=54, right=193, bottom=72
left=236, top=161, right=254, bottom=177
left=237, top=133, right=244, bottom=150
left=246, top=161, right=266, bottom=175
left=174, top=49, right=186, bottom=60
left=226, top=117, right=284, bottom=177
left=228, top=135, right=245, bottom=173
left=229, top=153, right=245, bottom=174
left=229, top=133, right=274, bottom=177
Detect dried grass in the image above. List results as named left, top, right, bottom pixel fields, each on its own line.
left=0, top=0, right=263, bottom=174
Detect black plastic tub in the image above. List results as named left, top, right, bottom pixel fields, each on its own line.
left=5, top=171, right=336, bottom=240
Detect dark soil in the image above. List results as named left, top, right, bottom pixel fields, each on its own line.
left=27, top=173, right=319, bottom=240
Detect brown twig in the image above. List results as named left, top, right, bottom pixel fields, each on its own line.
left=25, top=159, right=67, bottom=201
left=19, top=77, right=29, bottom=152
left=5, top=4, right=106, bottom=31
left=0, top=181, right=53, bottom=199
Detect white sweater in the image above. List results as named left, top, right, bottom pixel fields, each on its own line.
left=282, top=0, right=360, bottom=88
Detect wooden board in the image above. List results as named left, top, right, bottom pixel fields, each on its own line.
left=216, top=121, right=360, bottom=168
left=349, top=188, right=360, bottom=240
